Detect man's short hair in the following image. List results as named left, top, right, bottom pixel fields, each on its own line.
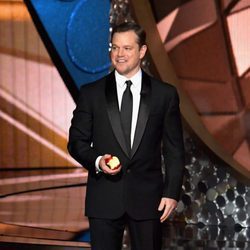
left=111, top=22, right=146, bottom=48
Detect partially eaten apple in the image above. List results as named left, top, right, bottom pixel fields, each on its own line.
left=105, top=156, right=121, bottom=170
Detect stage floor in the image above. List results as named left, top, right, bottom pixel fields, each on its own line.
left=1, top=222, right=250, bottom=249
left=0, top=168, right=250, bottom=249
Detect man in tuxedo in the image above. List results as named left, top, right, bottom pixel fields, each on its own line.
left=68, top=22, right=185, bottom=250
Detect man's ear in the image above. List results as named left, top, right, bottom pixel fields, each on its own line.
left=139, top=45, right=147, bottom=59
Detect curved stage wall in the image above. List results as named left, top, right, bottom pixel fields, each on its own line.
left=130, top=0, right=250, bottom=228
left=0, top=0, right=249, bottom=247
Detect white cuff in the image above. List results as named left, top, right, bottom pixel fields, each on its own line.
left=95, top=156, right=103, bottom=173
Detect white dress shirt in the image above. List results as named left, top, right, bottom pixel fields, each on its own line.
left=115, top=69, right=142, bottom=147
left=95, top=69, right=142, bottom=171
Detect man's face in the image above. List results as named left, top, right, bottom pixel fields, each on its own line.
left=110, top=30, right=147, bottom=78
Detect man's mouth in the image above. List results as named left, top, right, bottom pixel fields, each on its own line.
left=116, top=58, right=127, bottom=63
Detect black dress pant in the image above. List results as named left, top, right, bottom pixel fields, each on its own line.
left=89, top=214, right=162, bottom=250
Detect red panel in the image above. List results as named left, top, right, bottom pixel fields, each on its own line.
left=168, top=23, right=232, bottom=82
left=166, top=0, right=217, bottom=42
left=240, top=74, right=250, bottom=108
left=180, top=79, right=240, bottom=113
left=201, top=112, right=246, bottom=154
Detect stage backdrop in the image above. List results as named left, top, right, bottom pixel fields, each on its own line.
left=0, top=0, right=250, bottom=247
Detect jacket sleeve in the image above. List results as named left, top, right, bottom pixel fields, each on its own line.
left=67, top=86, right=99, bottom=173
left=162, top=87, right=185, bottom=201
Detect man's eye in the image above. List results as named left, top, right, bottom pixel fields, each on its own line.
left=112, top=46, right=117, bottom=50
left=125, top=47, right=131, bottom=50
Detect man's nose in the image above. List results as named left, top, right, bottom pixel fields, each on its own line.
left=118, top=48, right=124, bottom=56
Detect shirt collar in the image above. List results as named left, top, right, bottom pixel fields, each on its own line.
left=115, top=69, right=142, bottom=90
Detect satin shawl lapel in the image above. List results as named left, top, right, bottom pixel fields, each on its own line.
left=131, top=71, right=151, bottom=158
left=105, top=72, right=129, bottom=157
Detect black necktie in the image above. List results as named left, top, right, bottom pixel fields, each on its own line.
left=120, top=80, right=133, bottom=153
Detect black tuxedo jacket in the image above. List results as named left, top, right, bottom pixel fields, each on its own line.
left=68, top=71, right=185, bottom=220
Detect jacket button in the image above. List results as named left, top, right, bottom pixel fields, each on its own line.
left=127, top=169, right=131, bottom=173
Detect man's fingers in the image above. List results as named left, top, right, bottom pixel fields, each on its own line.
left=99, top=155, right=111, bottom=173
left=109, top=165, right=122, bottom=175
left=158, top=198, right=177, bottom=223
left=158, top=199, right=165, bottom=211
left=103, top=154, right=111, bottom=158
left=160, top=205, right=174, bottom=222
left=101, top=164, right=118, bottom=174
left=101, top=166, right=111, bottom=174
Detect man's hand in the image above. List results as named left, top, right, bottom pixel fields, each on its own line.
left=99, top=154, right=122, bottom=175
left=158, top=197, right=177, bottom=223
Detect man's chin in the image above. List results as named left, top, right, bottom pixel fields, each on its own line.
left=115, top=68, right=135, bottom=78
left=115, top=68, right=128, bottom=75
